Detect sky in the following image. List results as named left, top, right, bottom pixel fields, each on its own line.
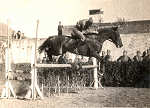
left=0, top=0, right=150, bottom=38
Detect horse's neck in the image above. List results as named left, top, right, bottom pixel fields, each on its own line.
left=85, top=33, right=108, bottom=45
left=65, top=32, right=109, bottom=46
left=97, top=32, right=110, bottom=44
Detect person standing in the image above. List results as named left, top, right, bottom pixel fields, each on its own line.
left=142, top=49, right=150, bottom=87
left=58, top=21, right=63, bottom=36
left=99, top=51, right=106, bottom=75
left=11, top=30, right=16, bottom=39
left=117, top=50, right=131, bottom=63
left=133, top=51, right=143, bottom=62
left=16, top=31, right=21, bottom=39
left=104, top=50, right=112, bottom=62
left=117, top=50, right=132, bottom=86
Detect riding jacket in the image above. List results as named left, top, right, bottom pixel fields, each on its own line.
left=71, top=19, right=93, bottom=41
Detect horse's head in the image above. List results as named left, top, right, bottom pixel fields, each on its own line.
left=97, top=26, right=123, bottom=48
left=108, top=26, right=123, bottom=48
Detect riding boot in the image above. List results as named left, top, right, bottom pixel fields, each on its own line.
left=58, top=45, right=63, bottom=55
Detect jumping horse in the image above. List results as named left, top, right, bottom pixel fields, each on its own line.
left=38, top=26, right=123, bottom=62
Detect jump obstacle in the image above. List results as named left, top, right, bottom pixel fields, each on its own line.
left=1, top=20, right=16, bottom=99
left=25, top=45, right=103, bottom=99
left=25, top=20, right=103, bottom=99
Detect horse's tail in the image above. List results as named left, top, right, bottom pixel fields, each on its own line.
left=38, top=37, right=52, bottom=54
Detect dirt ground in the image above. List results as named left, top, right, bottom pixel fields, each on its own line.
left=0, top=87, right=150, bottom=108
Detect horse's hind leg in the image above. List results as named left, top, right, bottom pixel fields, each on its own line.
left=47, top=54, right=53, bottom=62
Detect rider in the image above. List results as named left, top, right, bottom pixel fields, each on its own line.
left=71, top=17, right=93, bottom=42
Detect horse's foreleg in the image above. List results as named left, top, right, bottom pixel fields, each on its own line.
left=93, top=52, right=102, bottom=63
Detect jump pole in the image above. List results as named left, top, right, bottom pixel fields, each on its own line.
left=1, top=19, right=16, bottom=98
left=36, top=60, right=103, bottom=89
left=25, top=20, right=43, bottom=99
left=89, top=58, right=103, bottom=89
left=92, top=58, right=98, bottom=89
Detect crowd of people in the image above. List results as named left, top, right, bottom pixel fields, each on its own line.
left=99, top=48, right=150, bottom=87
left=11, top=30, right=24, bottom=39
left=41, top=48, right=150, bottom=65
left=99, top=48, right=150, bottom=63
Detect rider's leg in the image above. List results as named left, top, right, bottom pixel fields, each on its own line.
left=59, top=44, right=63, bottom=54
left=86, top=41, right=102, bottom=62
left=72, top=28, right=86, bottom=41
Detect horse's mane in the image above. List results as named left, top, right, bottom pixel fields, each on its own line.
left=84, top=32, right=98, bottom=36
left=84, top=26, right=117, bottom=37
left=98, top=26, right=118, bottom=33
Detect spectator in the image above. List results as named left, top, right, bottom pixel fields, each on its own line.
left=99, top=51, right=106, bottom=68
left=101, top=51, right=106, bottom=59
left=11, top=30, right=16, bottom=39
left=143, top=49, right=150, bottom=61
left=117, top=50, right=131, bottom=62
left=99, top=51, right=106, bottom=74
left=58, top=21, right=63, bottom=36
left=104, top=50, right=112, bottom=61
left=16, top=31, right=21, bottom=39
left=133, top=50, right=143, bottom=62
left=147, top=48, right=150, bottom=54
left=142, top=51, right=147, bottom=58
left=142, top=48, right=150, bottom=59
left=142, top=49, right=150, bottom=88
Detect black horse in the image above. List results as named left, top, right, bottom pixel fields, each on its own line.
left=38, top=27, right=123, bottom=62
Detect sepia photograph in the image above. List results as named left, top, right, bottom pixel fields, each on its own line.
left=0, top=0, right=150, bottom=107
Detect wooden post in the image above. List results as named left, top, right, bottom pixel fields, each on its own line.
left=25, top=20, right=43, bottom=100
left=93, top=57, right=98, bottom=89
left=1, top=19, right=16, bottom=98
left=33, top=19, right=39, bottom=99
left=66, top=76, right=69, bottom=93
left=25, top=45, right=44, bottom=99
left=58, top=75, right=60, bottom=95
